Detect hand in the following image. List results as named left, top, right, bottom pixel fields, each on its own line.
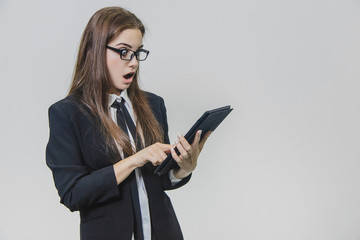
left=132, top=142, right=172, bottom=167
left=171, top=130, right=212, bottom=179
left=113, top=142, right=172, bottom=185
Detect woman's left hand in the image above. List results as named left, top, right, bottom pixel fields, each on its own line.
left=171, top=130, right=212, bottom=179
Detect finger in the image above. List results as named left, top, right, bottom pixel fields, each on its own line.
left=177, top=133, right=192, bottom=153
left=191, top=130, right=202, bottom=148
left=153, top=143, right=173, bottom=155
left=153, top=149, right=168, bottom=165
left=176, top=141, right=189, bottom=159
left=159, top=149, right=168, bottom=161
left=156, top=142, right=173, bottom=151
left=171, top=147, right=182, bottom=163
left=199, top=131, right=212, bottom=151
left=163, top=149, right=172, bottom=155
left=149, top=156, right=161, bottom=166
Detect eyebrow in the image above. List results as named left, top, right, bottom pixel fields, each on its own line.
left=115, top=42, right=144, bottom=50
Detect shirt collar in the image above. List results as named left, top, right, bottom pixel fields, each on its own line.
left=108, top=89, right=132, bottom=109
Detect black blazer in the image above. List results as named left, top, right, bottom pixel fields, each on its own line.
left=46, top=92, right=191, bottom=240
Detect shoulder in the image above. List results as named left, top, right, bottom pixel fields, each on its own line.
left=48, top=95, right=89, bottom=123
left=143, top=91, right=165, bottom=106
left=143, top=91, right=166, bottom=113
left=142, top=91, right=168, bottom=122
left=49, top=95, right=78, bottom=111
left=49, top=95, right=79, bottom=114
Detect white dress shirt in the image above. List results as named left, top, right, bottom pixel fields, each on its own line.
left=108, top=90, right=181, bottom=240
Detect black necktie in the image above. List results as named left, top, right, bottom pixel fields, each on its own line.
left=111, top=98, right=144, bottom=240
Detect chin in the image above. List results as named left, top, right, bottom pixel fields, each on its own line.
left=118, top=84, right=132, bottom=91
left=121, top=83, right=131, bottom=90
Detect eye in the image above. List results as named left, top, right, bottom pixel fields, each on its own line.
left=119, top=48, right=128, bottom=57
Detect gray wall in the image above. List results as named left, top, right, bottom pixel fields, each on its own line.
left=0, top=0, right=359, bottom=239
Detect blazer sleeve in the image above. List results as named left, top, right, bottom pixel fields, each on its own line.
left=156, top=96, right=192, bottom=190
left=46, top=102, right=120, bottom=212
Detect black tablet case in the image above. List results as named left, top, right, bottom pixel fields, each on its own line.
left=154, top=105, right=233, bottom=176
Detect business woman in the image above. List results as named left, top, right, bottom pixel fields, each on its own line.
left=46, top=6, right=210, bottom=240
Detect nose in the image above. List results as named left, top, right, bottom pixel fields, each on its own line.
left=128, top=55, right=139, bottom=69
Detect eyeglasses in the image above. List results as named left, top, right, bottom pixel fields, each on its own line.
left=106, top=46, right=150, bottom=61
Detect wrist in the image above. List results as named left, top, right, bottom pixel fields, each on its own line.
left=114, top=155, right=137, bottom=171
left=173, top=168, right=192, bottom=179
left=129, top=153, right=144, bottom=168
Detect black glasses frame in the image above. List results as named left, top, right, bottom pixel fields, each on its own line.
left=106, top=46, right=150, bottom=61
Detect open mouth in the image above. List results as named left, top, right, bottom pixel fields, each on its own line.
left=123, top=72, right=134, bottom=79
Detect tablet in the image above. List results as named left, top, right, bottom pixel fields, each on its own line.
left=154, top=105, right=233, bottom=176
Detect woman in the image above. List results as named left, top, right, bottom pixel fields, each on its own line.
left=46, top=6, right=210, bottom=240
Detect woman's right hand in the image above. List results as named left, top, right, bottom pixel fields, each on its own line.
left=113, top=142, right=172, bottom=185
left=132, top=142, right=173, bottom=167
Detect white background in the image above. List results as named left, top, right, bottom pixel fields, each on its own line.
left=0, top=0, right=360, bottom=239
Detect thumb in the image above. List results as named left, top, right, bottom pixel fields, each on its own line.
left=191, top=130, right=202, bottom=148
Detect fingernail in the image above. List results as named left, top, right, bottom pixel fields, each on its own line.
left=177, top=133, right=183, bottom=138
left=198, top=130, right=202, bottom=136
left=174, top=139, right=179, bottom=144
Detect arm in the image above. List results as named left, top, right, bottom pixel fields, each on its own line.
left=155, top=96, right=193, bottom=190
left=46, top=103, right=120, bottom=212
left=113, top=142, right=173, bottom=185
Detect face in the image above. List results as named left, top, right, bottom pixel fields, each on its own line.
left=106, top=28, right=143, bottom=95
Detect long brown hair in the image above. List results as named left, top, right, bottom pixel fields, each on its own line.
left=68, top=6, right=164, bottom=158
